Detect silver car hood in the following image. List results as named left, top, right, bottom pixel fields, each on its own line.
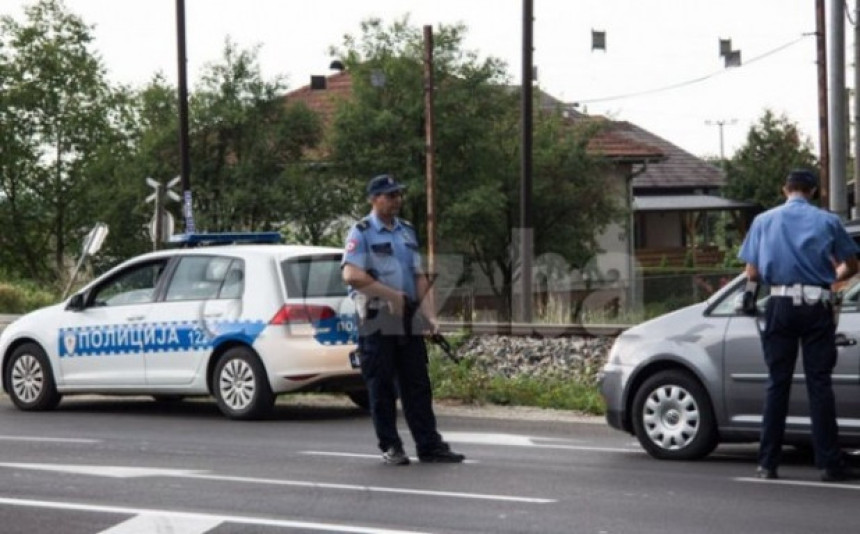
left=621, top=302, right=712, bottom=342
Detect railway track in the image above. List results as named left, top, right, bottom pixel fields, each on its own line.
left=437, top=321, right=630, bottom=337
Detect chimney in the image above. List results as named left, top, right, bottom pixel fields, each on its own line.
left=310, top=75, right=326, bottom=90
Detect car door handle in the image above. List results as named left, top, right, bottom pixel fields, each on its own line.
left=125, top=315, right=145, bottom=322
left=835, top=333, right=857, bottom=346
left=204, top=313, right=223, bottom=318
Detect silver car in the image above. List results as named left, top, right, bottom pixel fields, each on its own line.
left=599, top=272, right=860, bottom=460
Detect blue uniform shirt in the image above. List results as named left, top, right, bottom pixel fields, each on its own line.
left=341, top=212, right=423, bottom=301
left=738, top=197, right=858, bottom=286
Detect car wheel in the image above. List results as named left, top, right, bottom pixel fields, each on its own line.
left=346, top=390, right=369, bottom=410
left=5, top=342, right=61, bottom=411
left=631, top=369, right=717, bottom=460
left=213, top=347, right=274, bottom=420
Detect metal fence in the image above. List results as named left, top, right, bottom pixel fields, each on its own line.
left=436, top=270, right=740, bottom=324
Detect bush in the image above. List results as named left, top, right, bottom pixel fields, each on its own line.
left=427, top=349, right=606, bottom=415
left=0, top=281, right=59, bottom=313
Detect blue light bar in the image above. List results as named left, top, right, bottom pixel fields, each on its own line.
left=168, top=232, right=282, bottom=247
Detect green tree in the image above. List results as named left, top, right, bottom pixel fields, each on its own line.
left=328, top=17, right=618, bottom=317
left=188, top=40, right=324, bottom=232
left=0, top=0, right=122, bottom=284
left=724, top=109, right=817, bottom=209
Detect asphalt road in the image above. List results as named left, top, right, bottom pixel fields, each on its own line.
left=0, top=395, right=857, bottom=534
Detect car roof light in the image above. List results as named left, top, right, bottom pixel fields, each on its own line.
left=168, top=232, right=282, bottom=247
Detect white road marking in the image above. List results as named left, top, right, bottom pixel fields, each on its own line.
left=97, top=513, right=222, bottom=534
left=440, top=432, right=639, bottom=454
left=0, top=435, right=99, bottom=444
left=530, top=444, right=640, bottom=453
left=184, top=472, right=555, bottom=503
left=300, top=451, right=479, bottom=464
left=441, top=432, right=537, bottom=446
left=735, top=477, right=860, bottom=490
left=0, top=497, right=430, bottom=534
left=0, top=463, right=202, bottom=478
left=0, top=463, right=555, bottom=504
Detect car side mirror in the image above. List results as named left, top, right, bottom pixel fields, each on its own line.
left=66, top=293, right=85, bottom=312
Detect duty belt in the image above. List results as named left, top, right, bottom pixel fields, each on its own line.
left=770, top=284, right=832, bottom=305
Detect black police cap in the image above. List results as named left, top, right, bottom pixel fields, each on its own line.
left=367, top=174, right=406, bottom=196
left=785, top=168, right=818, bottom=188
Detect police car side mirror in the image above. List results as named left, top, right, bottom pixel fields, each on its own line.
left=66, top=293, right=85, bottom=312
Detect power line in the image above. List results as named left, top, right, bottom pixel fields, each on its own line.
left=575, top=34, right=812, bottom=105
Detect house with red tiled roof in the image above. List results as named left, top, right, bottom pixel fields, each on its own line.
left=283, top=71, right=753, bottom=307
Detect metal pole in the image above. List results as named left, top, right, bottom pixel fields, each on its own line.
left=829, top=0, right=848, bottom=218
left=423, top=25, right=437, bottom=299
left=817, top=0, right=831, bottom=207
left=854, top=0, right=860, bottom=218
left=519, top=0, right=534, bottom=323
left=706, top=119, right=738, bottom=161
left=154, top=183, right=164, bottom=251
left=176, top=0, right=193, bottom=232
left=718, top=123, right=725, bottom=161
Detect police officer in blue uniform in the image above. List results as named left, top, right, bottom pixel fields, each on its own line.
left=739, top=168, right=858, bottom=482
left=342, top=174, right=465, bottom=465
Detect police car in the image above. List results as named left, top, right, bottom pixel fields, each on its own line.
left=0, top=232, right=363, bottom=420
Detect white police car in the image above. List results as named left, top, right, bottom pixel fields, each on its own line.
left=0, top=232, right=363, bottom=419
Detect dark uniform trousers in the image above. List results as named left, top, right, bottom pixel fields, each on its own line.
left=759, top=296, right=842, bottom=471
left=357, top=308, right=443, bottom=455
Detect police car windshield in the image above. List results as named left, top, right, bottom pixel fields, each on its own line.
left=281, top=254, right=348, bottom=298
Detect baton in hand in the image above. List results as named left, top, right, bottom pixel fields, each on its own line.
left=403, top=298, right=461, bottom=364
left=427, top=332, right=461, bottom=364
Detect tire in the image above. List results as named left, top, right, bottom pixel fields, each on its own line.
left=212, top=347, right=274, bottom=420
left=346, top=390, right=370, bottom=411
left=4, top=342, right=61, bottom=411
left=631, top=369, right=718, bottom=460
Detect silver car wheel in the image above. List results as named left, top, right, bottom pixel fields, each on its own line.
left=11, top=353, right=44, bottom=403
left=218, top=358, right=256, bottom=411
left=642, top=384, right=700, bottom=450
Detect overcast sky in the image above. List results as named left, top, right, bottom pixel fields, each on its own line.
left=1, top=1, right=843, bottom=160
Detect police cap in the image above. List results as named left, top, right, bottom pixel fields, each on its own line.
left=785, top=168, right=818, bottom=188
left=367, top=174, right=406, bottom=197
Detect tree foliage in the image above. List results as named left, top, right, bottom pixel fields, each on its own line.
left=724, top=109, right=817, bottom=209
left=328, top=17, right=619, bottom=315
left=188, top=40, right=324, bottom=232
left=0, top=0, right=122, bottom=283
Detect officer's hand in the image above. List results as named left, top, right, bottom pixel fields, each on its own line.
left=422, top=316, right=440, bottom=336
left=740, top=290, right=758, bottom=316
left=388, top=292, right=407, bottom=317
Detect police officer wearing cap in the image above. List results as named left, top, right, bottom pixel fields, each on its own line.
left=341, top=174, right=465, bottom=465
left=739, top=168, right=858, bottom=482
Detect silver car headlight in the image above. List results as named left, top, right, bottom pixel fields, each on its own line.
left=606, top=334, right=634, bottom=366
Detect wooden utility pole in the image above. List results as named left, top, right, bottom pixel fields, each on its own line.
left=423, top=25, right=437, bottom=293
left=816, top=0, right=830, bottom=207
